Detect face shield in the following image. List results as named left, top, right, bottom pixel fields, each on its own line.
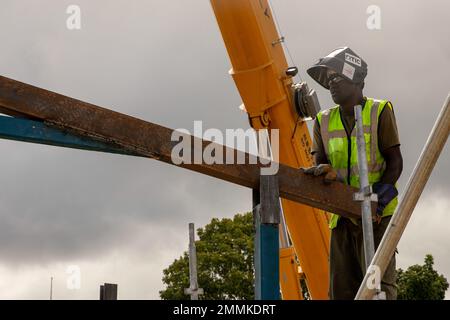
left=307, top=47, right=368, bottom=90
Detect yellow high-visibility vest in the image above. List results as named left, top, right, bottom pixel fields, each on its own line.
left=317, top=98, right=398, bottom=229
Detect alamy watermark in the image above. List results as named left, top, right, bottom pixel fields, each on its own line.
left=66, top=5, right=81, bottom=30
left=65, top=5, right=381, bottom=32
left=367, top=5, right=381, bottom=30
left=171, top=121, right=279, bottom=175
left=66, top=265, right=81, bottom=290
left=365, top=264, right=381, bottom=290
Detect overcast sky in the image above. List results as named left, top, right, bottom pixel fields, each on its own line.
left=0, top=0, right=448, bottom=299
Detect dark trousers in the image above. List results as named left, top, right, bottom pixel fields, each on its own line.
left=329, top=216, right=397, bottom=300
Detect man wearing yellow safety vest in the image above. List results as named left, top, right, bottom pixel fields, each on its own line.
left=304, top=47, right=403, bottom=300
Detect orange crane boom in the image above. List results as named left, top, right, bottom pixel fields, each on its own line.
left=210, top=0, right=330, bottom=299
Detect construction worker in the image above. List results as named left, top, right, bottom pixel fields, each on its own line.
left=303, top=47, right=403, bottom=300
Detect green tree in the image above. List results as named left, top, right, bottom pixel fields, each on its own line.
left=160, top=212, right=255, bottom=300
left=397, top=254, right=449, bottom=300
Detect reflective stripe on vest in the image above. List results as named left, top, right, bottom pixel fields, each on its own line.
left=317, top=98, right=398, bottom=229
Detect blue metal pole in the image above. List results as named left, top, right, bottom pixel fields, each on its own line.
left=255, top=218, right=280, bottom=300
left=0, top=116, right=141, bottom=157
left=253, top=176, right=280, bottom=300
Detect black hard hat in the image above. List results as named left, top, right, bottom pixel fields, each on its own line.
left=307, top=47, right=368, bottom=90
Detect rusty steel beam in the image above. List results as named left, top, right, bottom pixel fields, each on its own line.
left=0, top=75, right=366, bottom=219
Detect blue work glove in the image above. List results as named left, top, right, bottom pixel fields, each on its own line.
left=372, top=182, right=398, bottom=216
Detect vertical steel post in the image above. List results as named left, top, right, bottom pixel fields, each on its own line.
left=354, top=105, right=376, bottom=269
left=254, top=174, right=281, bottom=300
left=184, top=223, right=204, bottom=300
left=50, top=277, right=53, bottom=300
left=354, top=105, right=384, bottom=299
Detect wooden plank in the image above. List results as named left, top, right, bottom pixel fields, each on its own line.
left=0, top=75, right=368, bottom=219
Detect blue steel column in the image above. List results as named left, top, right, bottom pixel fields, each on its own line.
left=253, top=175, right=280, bottom=300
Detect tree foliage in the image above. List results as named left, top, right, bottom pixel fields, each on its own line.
left=397, top=254, right=449, bottom=300
left=160, top=212, right=255, bottom=300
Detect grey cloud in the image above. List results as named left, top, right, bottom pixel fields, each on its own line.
left=0, top=139, right=251, bottom=266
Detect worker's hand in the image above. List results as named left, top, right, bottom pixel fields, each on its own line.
left=301, top=164, right=338, bottom=184
left=372, top=214, right=383, bottom=224
left=372, top=182, right=398, bottom=217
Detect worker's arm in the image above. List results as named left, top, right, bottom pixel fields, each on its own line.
left=379, top=145, right=403, bottom=185
left=311, top=119, right=329, bottom=165
left=373, top=145, right=402, bottom=216
left=313, top=150, right=329, bottom=166
left=303, top=119, right=338, bottom=183
left=373, top=102, right=403, bottom=216
left=377, top=102, right=402, bottom=185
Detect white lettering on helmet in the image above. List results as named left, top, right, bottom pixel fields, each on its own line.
left=345, top=53, right=362, bottom=67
